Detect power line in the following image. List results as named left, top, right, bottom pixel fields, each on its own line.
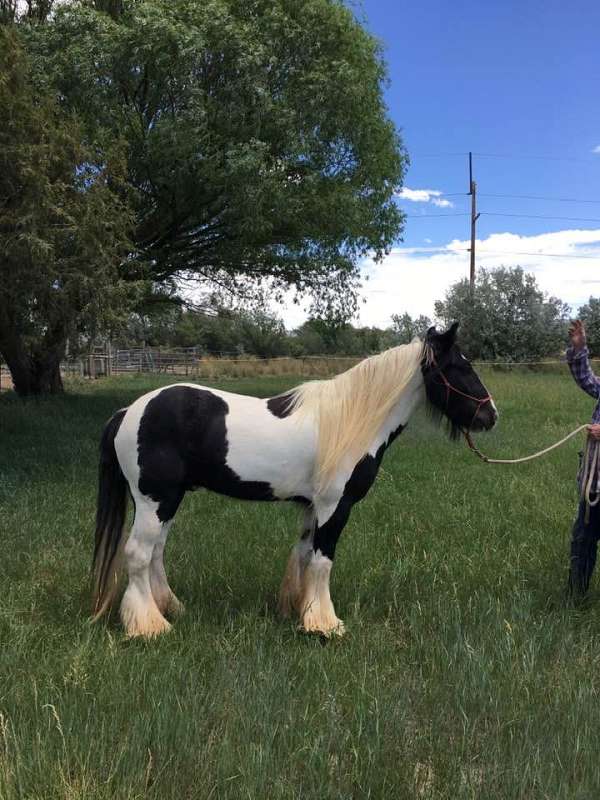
left=404, top=213, right=470, bottom=218
left=409, top=152, right=468, bottom=158
left=396, top=191, right=468, bottom=199
left=481, top=212, right=600, bottom=224
left=472, top=152, right=600, bottom=164
left=410, top=151, right=600, bottom=164
left=479, top=192, right=600, bottom=204
left=454, top=248, right=598, bottom=260
left=399, top=191, right=600, bottom=204
left=393, top=246, right=599, bottom=260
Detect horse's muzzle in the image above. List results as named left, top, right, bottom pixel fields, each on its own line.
left=471, top=402, right=498, bottom=432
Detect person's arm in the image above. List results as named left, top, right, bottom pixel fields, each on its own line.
left=566, top=320, right=600, bottom=399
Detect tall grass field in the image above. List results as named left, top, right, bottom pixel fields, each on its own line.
left=1, top=368, right=600, bottom=799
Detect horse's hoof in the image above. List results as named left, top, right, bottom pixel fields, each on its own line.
left=299, top=619, right=346, bottom=638
left=166, top=595, right=185, bottom=618
left=121, top=599, right=172, bottom=639
left=125, top=618, right=172, bottom=639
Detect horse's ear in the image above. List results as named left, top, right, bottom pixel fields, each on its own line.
left=425, top=326, right=437, bottom=340
left=437, top=321, right=459, bottom=348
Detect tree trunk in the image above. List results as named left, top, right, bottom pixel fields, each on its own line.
left=0, top=330, right=65, bottom=397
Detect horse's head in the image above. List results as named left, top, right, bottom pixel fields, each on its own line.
left=422, top=322, right=497, bottom=437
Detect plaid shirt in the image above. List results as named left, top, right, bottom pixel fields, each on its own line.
left=566, top=346, right=600, bottom=497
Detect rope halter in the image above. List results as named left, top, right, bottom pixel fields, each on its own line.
left=427, top=353, right=493, bottom=432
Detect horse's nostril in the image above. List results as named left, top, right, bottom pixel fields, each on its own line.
left=472, top=405, right=497, bottom=431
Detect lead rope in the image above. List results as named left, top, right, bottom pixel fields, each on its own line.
left=581, top=437, right=600, bottom=523
left=464, top=425, right=600, bottom=522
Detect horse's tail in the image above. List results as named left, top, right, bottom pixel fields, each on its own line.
left=92, top=408, right=128, bottom=620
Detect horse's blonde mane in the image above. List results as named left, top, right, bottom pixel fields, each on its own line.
left=287, top=339, right=425, bottom=492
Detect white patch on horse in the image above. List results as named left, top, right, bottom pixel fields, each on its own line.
left=114, top=389, right=175, bottom=637
left=120, top=491, right=171, bottom=638
left=150, top=520, right=183, bottom=617
left=114, top=386, right=164, bottom=489
left=222, top=392, right=317, bottom=498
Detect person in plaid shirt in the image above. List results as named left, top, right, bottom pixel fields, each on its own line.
left=566, top=320, right=600, bottom=597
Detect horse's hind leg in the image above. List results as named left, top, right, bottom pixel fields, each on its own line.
left=279, top=507, right=315, bottom=618
left=150, top=520, right=184, bottom=618
left=120, top=495, right=171, bottom=638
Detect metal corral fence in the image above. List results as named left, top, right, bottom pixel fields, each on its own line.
left=66, top=348, right=600, bottom=378
left=2, top=349, right=600, bottom=391
left=82, top=347, right=362, bottom=380
left=0, top=349, right=361, bottom=390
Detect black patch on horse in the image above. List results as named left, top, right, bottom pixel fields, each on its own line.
left=344, top=424, right=405, bottom=503
left=267, top=391, right=296, bottom=418
left=137, top=386, right=276, bottom=521
left=289, top=495, right=312, bottom=506
left=313, top=424, right=405, bottom=558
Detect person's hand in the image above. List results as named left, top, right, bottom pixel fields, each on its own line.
left=569, top=319, right=587, bottom=350
left=587, top=424, right=600, bottom=441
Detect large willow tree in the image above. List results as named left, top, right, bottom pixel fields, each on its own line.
left=5, top=0, right=407, bottom=394
left=0, top=27, right=134, bottom=396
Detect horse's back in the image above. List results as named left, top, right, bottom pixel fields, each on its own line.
left=114, top=382, right=316, bottom=505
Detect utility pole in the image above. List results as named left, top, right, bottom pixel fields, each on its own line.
left=469, top=152, right=480, bottom=291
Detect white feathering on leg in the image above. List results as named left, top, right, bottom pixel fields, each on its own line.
left=299, top=550, right=345, bottom=636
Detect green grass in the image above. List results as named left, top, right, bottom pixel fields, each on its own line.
left=1, top=369, right=599, bottom=799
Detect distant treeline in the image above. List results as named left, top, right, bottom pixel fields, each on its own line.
left=108, top=268, right=600, bottom=362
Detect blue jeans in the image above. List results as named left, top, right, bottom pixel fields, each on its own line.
left=568, top=500, right=600, bottom=596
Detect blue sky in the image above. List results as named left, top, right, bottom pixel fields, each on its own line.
left=284, top=1, right=600, bottom=327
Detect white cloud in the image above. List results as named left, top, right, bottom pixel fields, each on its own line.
left=276, top=228, right=600, bottom=329
left=592, top=145, right=600, bottom=154
left=431, top=197, right=453, bottom=208
left=396, top=187, right=454, bottom=208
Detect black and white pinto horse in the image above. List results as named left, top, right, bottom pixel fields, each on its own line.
left=92, top=323, right=497, bottom=638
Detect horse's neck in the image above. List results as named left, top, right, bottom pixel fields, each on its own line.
left=369, top=366, right=425, bottom=452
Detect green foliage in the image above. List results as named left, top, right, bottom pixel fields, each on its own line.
left=578, top=297, right=600, bottom=357
left=291, top=319, right=397, bottom=355
left=234, top=309, right=289, bottom=358
left=25, top=0, right=407, bottom=318
left=118, top=304, right=289, bottom=357
left=435, top=267, right=570, bottom=361
left=115, top=303, right=403, bottom=357
left=0, top=27, right=138, bottom=395
left=390, top=312, right=432, bottom=344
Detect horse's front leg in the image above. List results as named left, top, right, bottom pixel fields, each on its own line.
left=298, top=497, right=352, bottom=637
